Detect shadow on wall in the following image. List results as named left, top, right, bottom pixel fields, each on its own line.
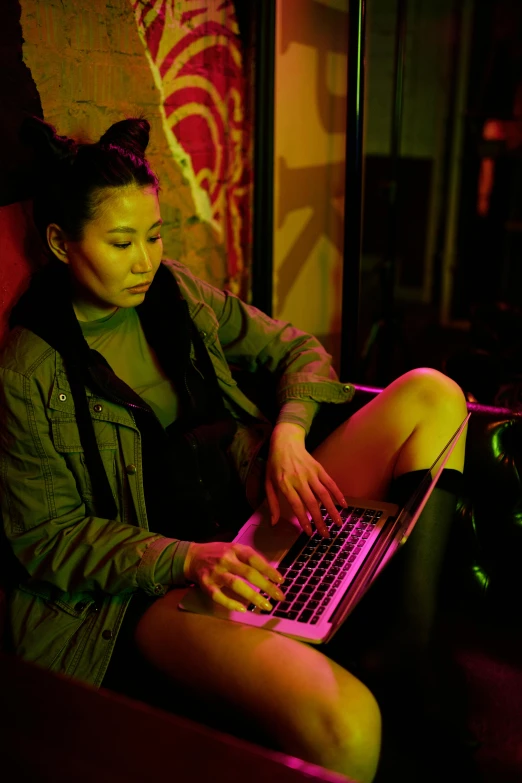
left=0, top=1, right=43, bottom=346
left=0, top=202, right=44, bottom=348
left=0, top=0, right=42, bottom=206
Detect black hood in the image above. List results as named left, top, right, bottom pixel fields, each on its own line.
left=8, top=262, right=235, bottom=530
left=9, top=262, right=192, bottom=376
left=9, top=263, right=91, bottom=367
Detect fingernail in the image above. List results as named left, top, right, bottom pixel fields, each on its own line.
left=275, top=589, right=285, bottom=601
left=341, top=497, right=347, bottom=506
left=262, top=600, right=272, bottom=610
left=237, top=605, right=247, bottom=612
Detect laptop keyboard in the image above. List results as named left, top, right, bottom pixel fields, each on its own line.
left=250, top=505, right=382, bottom=625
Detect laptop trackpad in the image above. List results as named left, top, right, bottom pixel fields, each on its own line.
left=179, top=516, right=302, bottom=616
left=235, top=516, right=302, bottom=566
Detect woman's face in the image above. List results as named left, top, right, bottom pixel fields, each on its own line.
left=53, top=184, right=163, bottom=321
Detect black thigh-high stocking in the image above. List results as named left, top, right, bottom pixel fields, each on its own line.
left=387, top=467, right=463, bottom=655
left=336, top=469, right=478, bottom=779
left=333, top=469, right=461, bottom=685
left=334, top=467, right=464, bottom=669
left=352, top=468, right=478, bottom=783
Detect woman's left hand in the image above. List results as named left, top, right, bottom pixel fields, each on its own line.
left=265, top=422, right=346, bottom=536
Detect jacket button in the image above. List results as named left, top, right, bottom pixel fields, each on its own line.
left=342, top=384, right=351, bottom=392
left=93, top=404, right=103, bottom=413
left=102, top=629, right=113, bottom=640
left=199, top=330, right=207, bottom=339
left=126, top=464, right=137, bottom=475
left=153, top=585, right=163, bottom=595
left=75, top=601, right=87, bottom=612
left=59, top=393, right=67, bottom=402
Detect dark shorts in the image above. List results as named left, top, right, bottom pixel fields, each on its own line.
left=101, top=592, right=163, bottom=701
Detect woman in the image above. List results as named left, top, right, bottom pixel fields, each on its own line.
left=0, top=116, right=468, bottom=783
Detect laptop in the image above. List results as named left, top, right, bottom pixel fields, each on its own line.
left=179, top=413, right=470, bottom=644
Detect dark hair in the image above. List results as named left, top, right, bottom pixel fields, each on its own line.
left=19, top=116, right=160, bottom=246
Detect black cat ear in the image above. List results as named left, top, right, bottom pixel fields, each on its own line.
left=98, top=117, right=150, bottom=157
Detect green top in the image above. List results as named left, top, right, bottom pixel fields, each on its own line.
left=80, top=307, right=179, bottom=428
left=79, top=306, right=318, bottom=432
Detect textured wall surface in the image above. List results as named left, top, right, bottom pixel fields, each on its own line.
left=1, top=1, right=250, bottom=310
left=1, top=0, right=251, bottom=345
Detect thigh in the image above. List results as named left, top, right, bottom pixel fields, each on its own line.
left=311, top=394, right=404, bottom=501
left=134, top=588, right=369, bottom=738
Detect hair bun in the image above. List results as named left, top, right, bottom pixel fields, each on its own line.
left=98, top=118, right=151, bottom=158
left=19, top=116, right=77, bottom=163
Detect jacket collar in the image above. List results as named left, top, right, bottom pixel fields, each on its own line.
left=9, top=261, right=225, bottom=420
left=9, top=264, right=120, bottom=519
left=8, top=261, right=233, bottom=523
left=10, top=262, right=188, bottom=361
left=9, top=263, right=90, bottom=368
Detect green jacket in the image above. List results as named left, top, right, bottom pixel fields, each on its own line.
left=0, top=260, right=354, bottom=686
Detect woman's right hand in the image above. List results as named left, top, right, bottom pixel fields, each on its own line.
left=183, top=541, right=285, bottom=613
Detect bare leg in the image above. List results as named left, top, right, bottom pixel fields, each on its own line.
left=135, top=588, right=382, bottom=783
left=311, top=369, right=471, bottom=776
left=312, top=368, right=467, bottom=496
left=311, top=368, right=468, bottom=656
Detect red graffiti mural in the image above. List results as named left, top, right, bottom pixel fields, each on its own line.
left=132, top=1, right=251, bottom=294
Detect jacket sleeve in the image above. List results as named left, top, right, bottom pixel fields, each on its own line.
left=0, top=365, right=189, bottom=597
left=185, top=270, right=354, bottom=410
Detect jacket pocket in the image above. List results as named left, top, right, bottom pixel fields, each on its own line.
left=51, top=419, right=118, bottom=502
left=10, top=585, right=97, bottom=672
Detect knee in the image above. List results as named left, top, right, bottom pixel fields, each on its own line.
left=291, top=680, right=382, bottom=782
left=398, top=367, right=467, bottom=419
